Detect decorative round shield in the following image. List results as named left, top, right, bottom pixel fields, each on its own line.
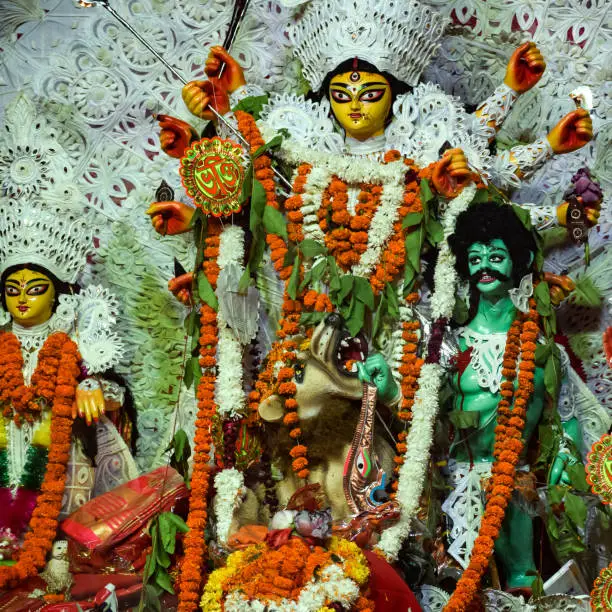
left=586, top=433, right=612, bottom=505
left=591, top=562, right=612, bottom=611
left=180, top=137, right=245, bottom=217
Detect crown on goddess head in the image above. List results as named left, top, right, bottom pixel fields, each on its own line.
left=0, top=93, right=92, bottom=284
left=289, top=0, right=448, bottom=92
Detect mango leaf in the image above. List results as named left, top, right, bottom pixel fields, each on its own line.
left=567, top=463, right=589, bottom=492
left=372, top=292, right=387, bottom=340
left=299, top=239, right=327, bottom=258
left=239, top=163, right=253, bottom=207
left=452, top=297, right=469, bottom=325
left=512, top=204, right=532, bottom=231
left=385, top=283, right=400, bottom=319
left=546, top=513, right=560, bottom=540
left=572, top=276, right=602, bottom=308
left=548, top=485, right=565, bottom=506
left=328, top=257, right=341, bottom=291
left=402, top=211, right=423, bottom=229
left=183, top=357, right=194, bottom=390
left=354, top=277, right=374, bottom=309
left=197, top=271, right=218, bottom=311
left=405, top=225, right=424, bottom=272
left=183, top=309, right=198, bottom=336
left=232, top=94, right=269, bottom=119
left=263, top=205, right=287, bottom=240
left=300, top=311, right=326, bottom=326
left=252, top=134, right=283, bottom=159
left=154, top=570, right=175, bottom=594
left=534, top=281, right=552, bottom=317
left=564, top=492, right=587, bottom=528
left=249, top=179, right=267, bottom=229
left=311, top=258, right=328, bottom=284
left=536, top=425, right=555, bottom=468
left=426, top=216, right=444, bottom=245
left=535, top=343, right=552, bottom=366
left=338, top=275, right=354, bottom=304
left=530, top=574, right=545, bottom=599
left=544, top=348, right=562, bottom=400
left=420, top=179, right=434, bottom=206
left=471, top=188, right=491, bottom=204
left=346, top=299, right=366, bottom=338
left=403, top=259, right=416, bottom=295
left=287, top=253, right=301, bottom=300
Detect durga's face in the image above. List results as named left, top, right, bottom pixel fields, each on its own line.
left=329, top=71, right=392, bottom=141
left=4, top=268, right=56, bottom=327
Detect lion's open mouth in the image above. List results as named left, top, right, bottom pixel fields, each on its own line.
left=334, top=331, right=369, bottom=376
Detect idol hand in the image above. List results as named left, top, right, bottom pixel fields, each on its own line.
left=356, top=353, right=400, bottom=406
left=549, top=452, right=578, bottom=485
left=74, top=380, right=105, bottom=426
left=146, top=201, right=195, bottom=235
left=542, top=272, right=575, bottom=306
left=432, top=148, right=471, bottom=198
left=556, top=195, right=601, bottom=228
left=504, top=42, right=545, bottom=94
left=182, top=78, right=230, bottom=120
left=205, top=46, right=246, bottom=94
left=168, top=273, right=194, bottom=305
left=158, top=114, right=199, bottom=159
left=547, top=108, right=593, bottom=154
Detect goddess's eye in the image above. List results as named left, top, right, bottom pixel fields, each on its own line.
left=5, top=286, right=20, bottom=297
left=359, top=89, right=385, bottom=102
left=330, top=89, right=351, bottom=103
left=26, top=284, right=50, bottom=296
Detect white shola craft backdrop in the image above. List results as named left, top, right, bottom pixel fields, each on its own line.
left=0, top=0, right=610, bottom=471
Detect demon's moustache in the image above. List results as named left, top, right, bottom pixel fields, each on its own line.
left=469, top=267, right=511, bottom=284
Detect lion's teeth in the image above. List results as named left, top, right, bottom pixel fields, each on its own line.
left=351, top=363, right=358, bottom=372
left=340, top=339, right=349, bottom=347
left=359, top=351, right=365, bottom=360
left=337, top=352, right=343, bottom=361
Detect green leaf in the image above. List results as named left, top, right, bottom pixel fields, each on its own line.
left=385, top=283, right=399, bottom=318
left=338, top=275, right=354, bottom=304
left=452, top=297, right=469, bottom=325
left=420, top=179, right=434, bottom=206
left=249, top=179, right=267, bottom=229
left=372, top=293, right=387, bottom=340
left=405, top=225, right=424, bottom=272
left=183, top=358, right=194, bottom=390
left=471, top=188, right=491, bottom=204
left=535, top=343, right=552, bottom=366
left=252, top=134, right=283, bottom=159
left=572, top=276, right=602, bottom=308
left=299, top=239, right=327, bottom=258
left=346, top=299, right=365, bottom=338
left=564, top=492, right=587, bottom=528
left=263, top=205, right=288, bottom=240
left=287, top=253, right=301, bottom=300
left=566, top=463, right=589, bottom=493
left=544, top=349, right=562, bottom=400
left=197, top=271, right=218, bottom=311
left=354, top=277, right=374, bottom=309
left=300, top=311, right=326, bottom=326
left=239, top=163, right=253, bottom=207
left=310, top=258, right=328, bottom=284
left=328, top=257, right=340, bottom=292
left=183, top=309, right=198, bottom=336
left=231, top=94, right=269, bottom=119
left=531, top=574, right=545, bottom=599
left=512, top=204, right=532, bottom=231
left=548, top=484, right=565, bottom=506
left=154, top=569, right=175, bottom=594
left=426, top=216, right=444, bottom=246
left=534, top=281, right=552, bottom=317
left=546, top=513, right=560, bottom=540
left=403, top=259, right=416, bottom=295
left=536, top=425, right=555, bottom=468
left=402, top=211, right=423, bottom=229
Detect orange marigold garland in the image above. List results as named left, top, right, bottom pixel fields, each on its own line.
left=0, top=331, right=79, bottom=589
left=444, top=298, right=539, bottom=612
left=177, top=219, right=221, bottom=612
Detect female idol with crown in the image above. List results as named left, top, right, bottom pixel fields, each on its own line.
left=0, top=94, right=136, bottom=591
left=145, top=1, right=600, bottom=610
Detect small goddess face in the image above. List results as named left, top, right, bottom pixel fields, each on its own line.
left=467, top=239, right=514, bottom=297
left=329, top=71, right=392, bottom=141
left=4, top=268, right=56, bottom=327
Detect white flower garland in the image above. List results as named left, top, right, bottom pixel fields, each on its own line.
left=430, top=182, right=477, bottom=320
left=286, top=146, right=407, bottom=280
left=213, top=468, right=245, bottom=545
left=375, top=362, right=443, bottom=560
left=351, top=180, right=405, bottom=279
left=216, top=225, right=247, bottom=418
left=224, top=564, right=360, bottom=612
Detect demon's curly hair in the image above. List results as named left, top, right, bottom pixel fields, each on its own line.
left=448, top=202, right=537, bottom=284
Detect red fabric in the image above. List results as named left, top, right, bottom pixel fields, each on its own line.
left=364, top=550, right=422, bottom=612
left=70, top=573, right=141, bottom=600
